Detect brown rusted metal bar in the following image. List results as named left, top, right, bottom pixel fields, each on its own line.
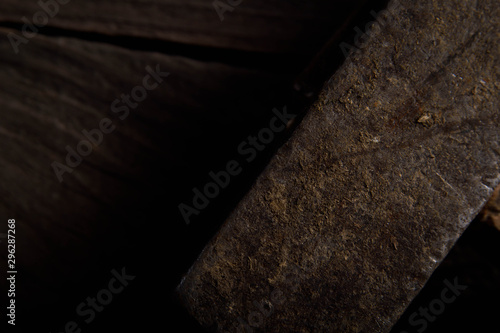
left=177, top=0, right=500, bottom=331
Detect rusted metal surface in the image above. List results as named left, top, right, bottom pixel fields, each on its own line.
left=177, top=0, right=500, bottom=331
left=480, top=185, right=500, bottom=231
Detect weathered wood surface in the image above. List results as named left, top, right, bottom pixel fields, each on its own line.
left=177, top=0, right=500, bottom=332
left=0, top=0, right=366, bottom=54
left=0, top=26, right=281, bottom=218
left=0, top=1, right=387, bottom=330
left=0, top=25, right=289, bottom=331
left=1, top=0, right=498, bottom=331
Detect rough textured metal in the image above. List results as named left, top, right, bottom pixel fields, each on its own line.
left=480, top=184, right=500, bottom=231
left=178, top=0, right=500, bottom=332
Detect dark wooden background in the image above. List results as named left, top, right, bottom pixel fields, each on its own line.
left=0, top=1, right=498, bottom=332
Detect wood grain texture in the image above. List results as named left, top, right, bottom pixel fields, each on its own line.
left=0, top=2, right=384, bottom=330
left=0, top=26, right=288, bottom=327
left=0, top=0, right=365, bottom=54
left=177, top=0, right=500, bottom=331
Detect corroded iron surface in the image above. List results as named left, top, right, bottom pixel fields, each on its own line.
left=178, top=0, right=500, bottom=332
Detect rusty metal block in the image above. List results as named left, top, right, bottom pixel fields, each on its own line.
left=178, top=0, right=500, bottom=331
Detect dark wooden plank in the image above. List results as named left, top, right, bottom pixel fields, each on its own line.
left=0, top=26, right=289, bottom=330
left=0, top=0, right=366, bottom=54
left=177, top=0, right=500, bottom=331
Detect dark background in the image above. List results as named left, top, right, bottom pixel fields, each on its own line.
left=0, top=1, right=498, bottom=332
